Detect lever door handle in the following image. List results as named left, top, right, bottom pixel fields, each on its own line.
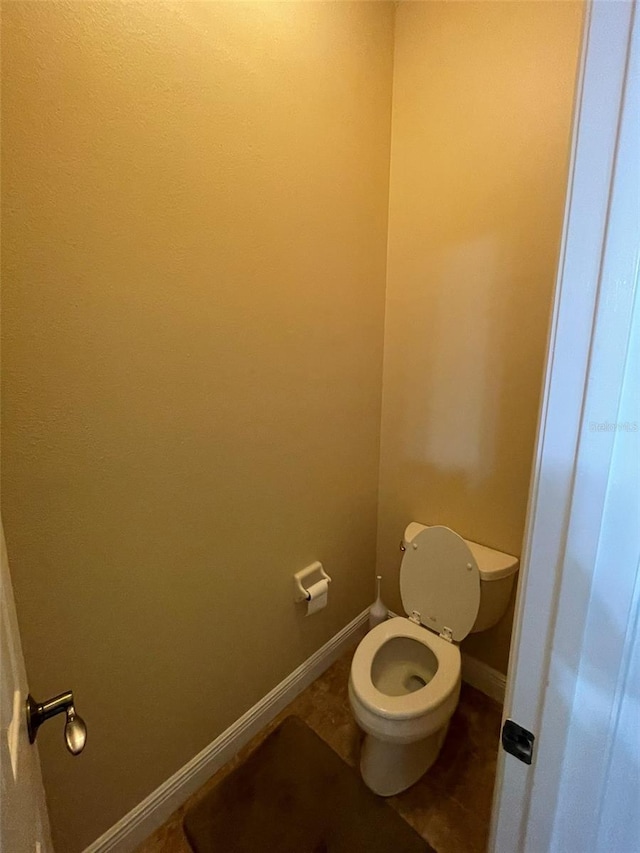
left=26, top=691, right=87, bottom=755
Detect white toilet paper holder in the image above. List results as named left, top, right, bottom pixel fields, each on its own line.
left=293, top=561, right=331, bottom=602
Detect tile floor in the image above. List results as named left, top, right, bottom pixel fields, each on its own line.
left=136, top=644, right=503, bottom=853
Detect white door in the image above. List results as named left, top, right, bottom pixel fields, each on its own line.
left=1, top=524, right=53, bottom=853
left=491, top=1, right=639, bottom=850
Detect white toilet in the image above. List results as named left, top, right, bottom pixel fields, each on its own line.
left=349, top=522, right=518, bottom=796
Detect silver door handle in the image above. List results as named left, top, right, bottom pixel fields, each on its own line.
left=26, top=691, right=87, bottom=755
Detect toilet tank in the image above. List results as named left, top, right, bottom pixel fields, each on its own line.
left=463, top=539, right=519, bottom=633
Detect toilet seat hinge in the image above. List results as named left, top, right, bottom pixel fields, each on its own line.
left=440, top=626, right=453, bottom=642
left=409, top=610, right=421, bottom=625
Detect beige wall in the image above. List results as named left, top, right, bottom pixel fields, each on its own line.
left=377, top=1, right=583, bottom=671
left=1, top=2, right=394, bottom=849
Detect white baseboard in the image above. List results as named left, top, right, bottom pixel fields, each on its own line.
left=84, top=609, right=369, bottom=853
left=386, top=611, right=506, bottom=704
left=461, top=653, right=506, bottom=704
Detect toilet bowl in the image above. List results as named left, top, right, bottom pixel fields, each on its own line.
left=349, top=616, right=460, bottom=795
left=349, top=523, right=518, bottom=796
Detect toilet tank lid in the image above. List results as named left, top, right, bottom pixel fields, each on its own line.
left=464, top=539, right=519, bottom=581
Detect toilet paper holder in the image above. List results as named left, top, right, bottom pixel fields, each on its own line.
left=293, top=561, right=331, bottom=602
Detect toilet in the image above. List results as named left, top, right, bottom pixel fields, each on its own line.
left=349, top=522, right=518, bottom=796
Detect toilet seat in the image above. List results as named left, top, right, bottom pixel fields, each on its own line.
left=350, top=617, right=460, bottom=721
left=400, top=525, right=480, bottom=641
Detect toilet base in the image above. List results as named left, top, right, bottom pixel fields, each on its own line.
left=360, top=723, right=449, bottom=796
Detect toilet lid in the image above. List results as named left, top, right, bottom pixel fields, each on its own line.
left=400, top=525, right=480, bottom=641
